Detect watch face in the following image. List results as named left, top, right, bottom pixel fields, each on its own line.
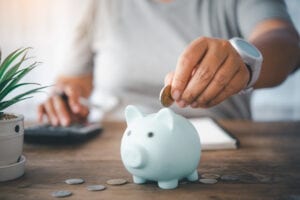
left=238, top=39, right=260, bottom=58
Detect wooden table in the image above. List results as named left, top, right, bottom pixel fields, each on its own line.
left=0, top=120, right=300, bottom=200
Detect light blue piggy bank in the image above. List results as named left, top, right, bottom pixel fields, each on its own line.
left=121, top=105, right=201, bottom=189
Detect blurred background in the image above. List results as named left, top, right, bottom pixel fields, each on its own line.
left=0, top=0, right=299, bottom=121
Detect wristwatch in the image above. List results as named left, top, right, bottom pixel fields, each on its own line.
left=229, top=37, right=263, bottom=93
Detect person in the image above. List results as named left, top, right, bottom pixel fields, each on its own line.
left=38, top=0, right=300, bottom=126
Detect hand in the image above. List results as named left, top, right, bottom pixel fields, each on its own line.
left=38, top=86, right=89, bottom=126
left=165, top=37, right=250, bottom=108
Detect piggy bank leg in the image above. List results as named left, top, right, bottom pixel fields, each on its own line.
left=158, top=179, right=178, bottom=189
left=186, top=170, right=198, bottom=181
left=133, top=176, right=147, bottom=184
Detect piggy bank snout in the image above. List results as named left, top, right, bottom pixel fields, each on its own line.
left=122, top=146, right=147, bottom=169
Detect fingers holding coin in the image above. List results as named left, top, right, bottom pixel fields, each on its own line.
left=189, top=55, right=248, bottom=108
left=162, top=37, right=250, bottom=108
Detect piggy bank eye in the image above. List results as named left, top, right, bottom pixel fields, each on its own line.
left=147, top=132, right=154, bottom=138
left=127, top=130, right=131, bottom=136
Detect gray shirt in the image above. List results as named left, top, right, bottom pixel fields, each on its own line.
left=62, top=0, right=291, bottom=120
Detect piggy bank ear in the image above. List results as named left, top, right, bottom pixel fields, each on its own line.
left=125, top=105, right=144, bottom=125
left=156, top=108, right=174, bottom=130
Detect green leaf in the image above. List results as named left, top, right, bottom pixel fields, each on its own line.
left=0, top=47, right=31, bottom=80
left=0, top=48, right=21, bottom=73
left=0, top=78, right=13, bottom=91
left=0, top=85, right=49, bottom=111
left=0, top=47, right=50, bottom=112
left=0, top=62, right=39, bottom=101
left=0, top=96, right=32, bottom=111
left=0, top=69, right=28, bottom=95
left=1, top=51, right=28, bottom=82
left=12, top=85, right=48, bottom=101
left=0, top=85, right=47, bottom=111
left=0, top=82, right=40, bottom=102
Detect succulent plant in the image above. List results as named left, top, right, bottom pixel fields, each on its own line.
left=0, top=48, right=47, bottom=118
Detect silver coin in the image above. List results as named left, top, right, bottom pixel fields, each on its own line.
left=51, top=190, right=72, bottom=198
left=106, top=178, right=127, bottom=185
left=65, top=178, right=85, bottom=185
left=220, top=175, right=239, bottom=181
left=199, top=178, right=218, bottom=184
left=87, top=185, right=106, bottom=191
left=201, top=173, right=221, bottom=179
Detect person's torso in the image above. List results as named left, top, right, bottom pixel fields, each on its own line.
left=90, top=0, right=250, bottom=120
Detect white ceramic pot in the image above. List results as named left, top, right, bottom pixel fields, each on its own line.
left=0, top=155, right=26, bottom=182
left=0, top=114, right=24, bottom=166
left=0, top=114, right=24, bottom=136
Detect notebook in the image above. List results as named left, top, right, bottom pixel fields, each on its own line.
left=189, top=118, right=238, bottom=150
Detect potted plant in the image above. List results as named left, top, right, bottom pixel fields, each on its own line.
left=0, top=48, right=47, bottom=181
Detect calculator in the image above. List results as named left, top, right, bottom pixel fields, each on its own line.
left=24, top=123, right=103, bottom=144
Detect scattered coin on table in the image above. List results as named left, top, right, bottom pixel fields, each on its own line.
left=220, top=175, right=240, bottom=181
left=51, top=190, right=73, bottom=198
left=159, top=85, right=174, bottom=107
left=106, top=178, right=128, bottom=186
left=87, top=185, right=106, bottom=191
left=65, top=178, right=85, bottom=185
left=201, top=173, right=221, bottom=179
left=199, top=178, right=218, bottom=184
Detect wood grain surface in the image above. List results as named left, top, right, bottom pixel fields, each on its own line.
left=0, top=120, right=300, bottom=200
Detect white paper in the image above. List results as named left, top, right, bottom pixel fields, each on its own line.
left=189, top=118, right=237, bottom=150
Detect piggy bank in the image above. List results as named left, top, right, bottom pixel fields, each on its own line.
left=121, top=105, right=201, bottom=189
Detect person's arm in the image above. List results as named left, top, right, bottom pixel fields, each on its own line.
left=164, top=19, right=299, bottom=108
left=56, top=74, right=93, bottom=98
left=38, top=1, right=96, bottom=126
left=250, top=19, right=300, bottom=88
